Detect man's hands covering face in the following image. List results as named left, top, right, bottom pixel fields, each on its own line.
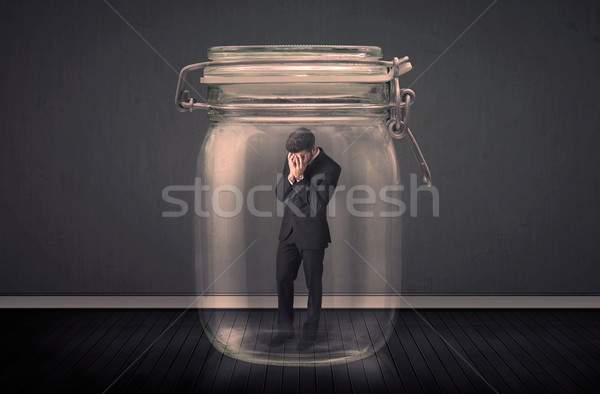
left=288, top=152, right=309, bottom=181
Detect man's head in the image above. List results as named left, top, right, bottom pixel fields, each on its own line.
left=286, top=127, right=318, bottom=162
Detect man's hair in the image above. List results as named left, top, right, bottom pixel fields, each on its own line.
left=286, top=127, right=315, bottom=153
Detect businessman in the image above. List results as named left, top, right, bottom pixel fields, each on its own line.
left=271, top=127, right=342, bottom=351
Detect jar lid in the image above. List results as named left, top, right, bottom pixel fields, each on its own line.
left=201, top=45, right=410, bottom=84
left=207, top=45, right=383, bottom=61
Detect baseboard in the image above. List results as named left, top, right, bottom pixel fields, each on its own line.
left=1, top=295, right=599, bottom=308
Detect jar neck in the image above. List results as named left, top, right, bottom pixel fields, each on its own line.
left=207, top=108, right=389, bottom=122
left=206, top=82, right=390, bottom=114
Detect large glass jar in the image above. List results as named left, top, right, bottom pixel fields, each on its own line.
left=175, top=45, right=431, bottom=366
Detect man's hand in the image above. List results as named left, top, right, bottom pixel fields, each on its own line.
left=287, top=152, right=308, bottom=181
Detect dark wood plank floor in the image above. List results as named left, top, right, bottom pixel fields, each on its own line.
left=1, top=309, right=599, bottom=393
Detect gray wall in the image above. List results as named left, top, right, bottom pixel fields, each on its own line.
left=1, top=0, right=599, bottom=294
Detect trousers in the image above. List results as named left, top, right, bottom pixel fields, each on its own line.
left=275, top=227, right=325, bottom=332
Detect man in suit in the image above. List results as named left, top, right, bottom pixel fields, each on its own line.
left=270, top=127, right=342, bottom=351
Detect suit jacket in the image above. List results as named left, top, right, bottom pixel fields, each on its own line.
left=275, top=146, right=342, bottom=250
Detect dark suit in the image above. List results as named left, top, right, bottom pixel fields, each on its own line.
left=274, top=146, right=342, bottom=332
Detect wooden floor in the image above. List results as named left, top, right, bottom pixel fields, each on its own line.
left=0, top=309, right=599, bottom=393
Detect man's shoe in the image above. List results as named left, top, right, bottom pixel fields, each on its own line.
left=296, top=331, right=317, bottom=351
left=269, top=331, right=294, bottom=348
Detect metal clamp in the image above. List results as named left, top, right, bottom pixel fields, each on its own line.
left=174, top=57, right=412, bottom=112
left=386, top=59, right=432, bottom=186
left=387, top=83, right=414, bottom=139
left=174, top=56, right=432, bottom=185
left=175, top=61, right=211, bottom=113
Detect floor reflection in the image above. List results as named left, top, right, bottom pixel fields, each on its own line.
left=199, top=309, right=395, bottom=366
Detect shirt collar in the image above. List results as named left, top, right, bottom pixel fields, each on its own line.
left=306, top=146, right=320, bottom=167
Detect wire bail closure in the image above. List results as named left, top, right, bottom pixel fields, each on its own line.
left=386, top=80, right=414, bottom=139
left=175, top=55, right=432, bottom=185
left=385, top=58, right=432, bottom=186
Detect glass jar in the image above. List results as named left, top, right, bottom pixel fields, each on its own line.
left=175, top=45, right=431, bottom=366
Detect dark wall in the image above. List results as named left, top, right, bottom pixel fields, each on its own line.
left=1, top=0, right=599, bottom=294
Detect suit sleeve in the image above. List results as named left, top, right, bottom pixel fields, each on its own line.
left=293, top=162, right=342, bottom=215
left=275, top=156, right=294, bottom=202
